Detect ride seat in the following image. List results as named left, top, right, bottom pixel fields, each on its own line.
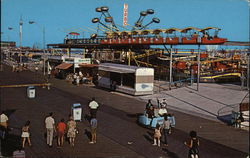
left=138, top=115, right=152, bottom=126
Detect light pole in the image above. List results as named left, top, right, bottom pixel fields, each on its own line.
left=248, top=2, right=250, bottom=91
left=169, top=45, right=173, bottom=90
left=28, top=21, right=45, bottom=49
left=29, top=21, right=46, bottom=75
left=7, top=27, right=14, bottom=41
left=0, top=32, right=3, bottom=71
left=19, top=16, right=23, bottom=47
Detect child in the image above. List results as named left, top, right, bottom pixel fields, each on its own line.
left=184, top=130, right=200, bottom=158
left=89, top=117, right=97, bottom=144
left=152, top=123, right=161, bottom=147
left=21, top=121, right=31, bottom=148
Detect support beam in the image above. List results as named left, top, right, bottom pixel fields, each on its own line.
left=197, top=45, right=201, bottom=91
left=128, top=49, right=131, bottom=66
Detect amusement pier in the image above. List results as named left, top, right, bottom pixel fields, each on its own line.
left=1, top=4, right=249, bottom=158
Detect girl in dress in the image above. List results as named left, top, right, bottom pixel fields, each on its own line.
left=21, top=121, right=31, bottom=148
left=152, top=123, right=161, bottom=147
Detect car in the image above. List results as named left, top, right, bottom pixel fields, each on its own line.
left=138, top=109, right=176, bottom=128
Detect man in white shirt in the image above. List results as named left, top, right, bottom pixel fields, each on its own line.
left=158, top=107, right=168, bottom=116
left=0, top=111, right=9, bottom=139
left=0, top=111, right=8, bottom=128
left=89, top=97, right=99, bottom=118
left=160, top=99, right=167, bottom=108
left=45, top=112, right=55, bottom=147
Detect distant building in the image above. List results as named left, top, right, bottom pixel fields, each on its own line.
left=0, top=41, right=16, bottom=48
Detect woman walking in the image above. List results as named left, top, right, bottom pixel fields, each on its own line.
left=57, top=119, right=66, bottom=147
left=184, top=130, right=200, bottom=158
left=21, top=121, right=31, bottom=148
left=67, top=116, right=77, bottom=147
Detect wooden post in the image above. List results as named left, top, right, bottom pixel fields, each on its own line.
left=128, top=49, right=131, bottom=66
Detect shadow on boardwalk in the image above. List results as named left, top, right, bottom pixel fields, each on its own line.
left=1, top=133, right=22, bottom=157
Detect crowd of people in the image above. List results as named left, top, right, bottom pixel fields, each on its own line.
left=144, top=99, right=200, bottom=158
left=0, top=98, right=99, bottom=158
left=66, top=71, right=92, bottom=86
left=12, top=63, right=29, bottom=72
left=145, top=99, right=169, bottom=120
left=0, top=97, right=202, bottom=158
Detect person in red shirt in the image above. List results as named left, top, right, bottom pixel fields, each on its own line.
left=57, top=119, right=66, bottom=147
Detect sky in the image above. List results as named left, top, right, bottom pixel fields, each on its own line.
left=1, top=0, right=249, bottom=48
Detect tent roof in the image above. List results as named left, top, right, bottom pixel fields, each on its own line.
left=55, top=63, right=73, bottom=69
left=99, top=63, right=139, bottom=73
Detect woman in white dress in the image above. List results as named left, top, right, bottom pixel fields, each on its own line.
left=21, top=121, right=31, bottom=148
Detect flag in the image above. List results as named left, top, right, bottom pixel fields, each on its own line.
left=123, top=3, right=128, bottom=26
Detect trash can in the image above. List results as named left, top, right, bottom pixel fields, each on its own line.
left=27, top=86, right=35, bottom=98
left=72, top=103, right=82, bottom=121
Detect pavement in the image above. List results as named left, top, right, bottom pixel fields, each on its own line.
left=0, top=63, right=249, bottom=158
left=139, top=80, right=248, bottom=123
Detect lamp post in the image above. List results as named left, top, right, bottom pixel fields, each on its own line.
left=29, top=21, right=46, bottom=76
left=0, top=32, right=3, bottom=71
left=28, top=21, right=45, bottom=49
left=248, top=2, right=250, bottom=91
left=169, top=45, right=173, bottom=90
left=19, top=16, right=23, bottom=47
left=7, top=27, right=14, bottom=41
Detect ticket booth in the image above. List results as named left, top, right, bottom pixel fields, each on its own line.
left=98, top=63, right=154, bottom=95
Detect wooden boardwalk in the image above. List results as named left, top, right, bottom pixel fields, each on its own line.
left=0, top=65, right=249, bottom=158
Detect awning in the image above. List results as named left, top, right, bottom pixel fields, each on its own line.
left=99, top=67, right=135, bottom=73
left=164, top=28, right=180, bottom=34
left=199, top=27, right=220, bottom=33
left=69, top=32, right=80, bottom=36
left=180, top=27, right=200, bottom=33
left=99, top=63, right=137, bottom=73
left=79, top=64, right=99, bottom=68
left=152, top=29, right=163, bottom=35
left=55, top=63, right=73, bottom=69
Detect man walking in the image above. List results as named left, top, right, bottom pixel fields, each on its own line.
left=88, top=97, right=99, bottom=118
left=162, top=115, right=170, bottom=146
left=45, top=112, right=55, bottom=147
